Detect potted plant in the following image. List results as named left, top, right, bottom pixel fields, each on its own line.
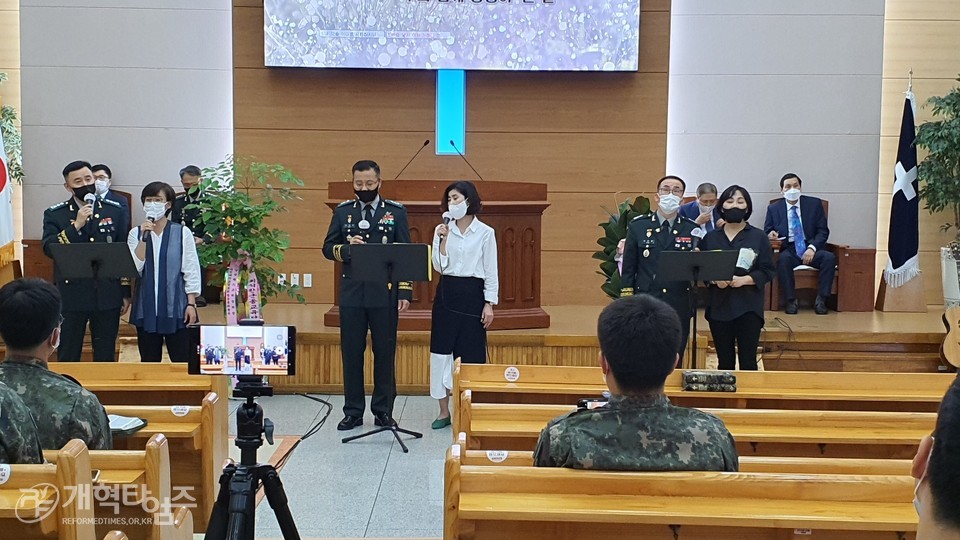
left=593, top=195, right=651, bottom=299
left=192, top=155, right=307, bottom=319
left=916, top=76, right=960, bottom=308
left=0, top=72, right=23, bottom=184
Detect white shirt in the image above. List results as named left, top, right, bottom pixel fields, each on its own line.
left=432, top=217, right=499, bottom=305
left=785, top=199, right=802, bottom=243
left=127, top=222, right=203, bottom=312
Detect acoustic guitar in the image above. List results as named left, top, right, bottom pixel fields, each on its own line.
left=940, top=306, right=960, bottom=370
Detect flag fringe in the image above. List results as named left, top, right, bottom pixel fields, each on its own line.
left=884, top=255, right=920, bottom=288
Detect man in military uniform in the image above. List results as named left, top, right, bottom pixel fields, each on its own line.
left=323, top=160, right=413, bottom=431
left=42, top=160, right=130, bottom=362
left=0, top=278, right=112, bottom=451
left=533, top=295, right=737, bottom=471
left=91, top=163, right=131, bottom=233
left=171, top=165, right=208, bottom=306
left=0, top=381, right=44, bottom=464
left=620, top=175, right=700, bottom=360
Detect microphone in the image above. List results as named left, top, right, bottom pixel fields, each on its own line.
left=394, top=139, right=430, bottom=180
left=449, top=140, right=485, bottom=182
left=83, top=193, right=97, bottom=206
left=142, top=217, right=155, bottom=242
left=439, top=211, right=452, bottom=238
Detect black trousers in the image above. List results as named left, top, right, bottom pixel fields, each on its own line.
left=340, top=306, right=396, bottom=417
left=137, top=327, right=191, bottom=363
left=651, top=292, right=691, bottom=364
left=777, top=246, right=837, bottom=301
left=58, top=308, right=121, bottom=362
left=709, top=312, right=764, bottom=371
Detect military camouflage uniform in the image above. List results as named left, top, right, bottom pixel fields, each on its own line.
left=0, top=358, right=112, bottom=450
left=0, top=381, right=44, bottom=464
left=533, top=393, right=738, bottom=471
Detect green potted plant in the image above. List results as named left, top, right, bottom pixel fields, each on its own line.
left=192, top=155, right=307, bottom=316
left=593, top=196, right=651, bottom=299
left=916, top=76, right=960, bottom=308
left=0, top=72, right=23, bottom=184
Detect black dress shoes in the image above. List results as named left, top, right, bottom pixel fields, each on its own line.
left=337, top=415, right=363, bottom=431
left=374, top=413, right=397, bottom=428
left=785, top=299, right=799, bottom=315
left=814, top=296, right=829, bottom=315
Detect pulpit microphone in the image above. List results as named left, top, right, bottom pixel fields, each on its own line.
left=394, top=139, right=430, bottom=180
left=449, top=140, right=485, bottom=182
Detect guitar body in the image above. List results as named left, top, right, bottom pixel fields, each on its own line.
left=940, top=307, right=960, bottom=371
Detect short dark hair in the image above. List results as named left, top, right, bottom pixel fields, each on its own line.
left=597, top=295, right=680, bottom=394
left=656, top=175, right=686, bottom=193
left=929, top=377, right=960, bottom=529
left=0, top=278, right=62, bottom=350
left=62, top=161, right=93, bottom=179
left=441, top=180, right=482, bottom=215
left=352, top=160, right=381, bottom=177
left=780, top=173, right=802, bottom=189
left=179, top=165, right=202, bottom=179
left=91, top=164, right=112, bottom=178
left=140, top=181, right=177, bottom=204
left=696, top=183, right=717, bottom=197
left=718, top=184, right=754, bottom=221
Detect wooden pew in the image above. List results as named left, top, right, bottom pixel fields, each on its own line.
left=459, top=391, right=934, bottom=458
left=444, top=446, right=917, bottom=540
left=453, top=363, right=951, bottom=433
left=43, top=434, right=194, bottom=540
left=106, top=392, right=226, bottom=533
left=459, top=446, right=913, bottom=475
left=0, top=439, right=96, bottom=540
left=50, top=362, right=229, bottom=425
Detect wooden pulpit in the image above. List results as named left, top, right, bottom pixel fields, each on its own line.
left=324, top=180, right=551, bottom=330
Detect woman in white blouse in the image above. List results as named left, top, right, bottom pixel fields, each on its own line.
left=430, top=181, right=498, bottom=429
left=127, top=181, right=201, bottom=362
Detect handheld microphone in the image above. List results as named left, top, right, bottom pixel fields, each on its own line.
left=142, top=217, right=155, bottom=242
left=394, top=139, right=430, bottom=180
left=83, top=193, right=97, bottom=206
left=439, top=211, right=452, bottom=238
left=449, top=140, right=485, bottom=181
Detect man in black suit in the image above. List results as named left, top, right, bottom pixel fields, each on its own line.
left=763, top=173, right=835, bottom=315
left=91, top=164, right=130, bottom=233
left=677, top=182, right=723, bottom=237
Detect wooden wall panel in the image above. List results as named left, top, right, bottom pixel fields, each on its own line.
left=878, top=2, right=960, bottom=306
left=234, top=0, right=670, bottom=307
left=0, top=10, right=18, bottom=70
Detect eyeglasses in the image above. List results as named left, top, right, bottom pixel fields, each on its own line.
left=658, top=187, right=684, bottom=196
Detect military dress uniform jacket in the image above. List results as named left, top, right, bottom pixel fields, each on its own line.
left=620, top=213, right=699, bottom=304
left=322, top=199, right=414, bottom=307
left=42, top=197, right=130, bottom=312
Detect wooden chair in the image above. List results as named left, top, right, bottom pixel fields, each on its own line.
left=0, top=439, right=95, bottom=540
left=444, top=445, right=917, bottom=540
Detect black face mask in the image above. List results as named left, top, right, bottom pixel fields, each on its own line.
left=722, top=207, right=747, bottom=223
left=355, top=188, right=378, bottom=204
left=72, top=184, right=96, bottom=200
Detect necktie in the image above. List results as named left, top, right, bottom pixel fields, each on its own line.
left=704, top=217, right=714, bottom=233
left=364, top=205, right=373, bottom=224
left=661, top=220, right=671, bottom=242
left=789, top=205, right=806, bottom=257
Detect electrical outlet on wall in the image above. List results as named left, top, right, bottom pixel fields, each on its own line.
left=278, top=273, right=286, bottom=285
left=303, top=274, right=313, bottom=288
left=291, top=273, right=300, bottom=286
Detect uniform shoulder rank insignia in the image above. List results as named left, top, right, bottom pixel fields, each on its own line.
left=48, top=201, right=68, bottom=211
left=384, top=199, right=404, bottom=209
left=678, top=215, right=697, bottom=226
left=337, top=200, right=354, bottom=208
left=631, top=213, right=651, bottom=222
left=101, top=198, right=121, bottom=208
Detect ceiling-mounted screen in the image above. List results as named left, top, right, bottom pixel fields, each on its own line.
left=264, top=0, right=641, bottom=71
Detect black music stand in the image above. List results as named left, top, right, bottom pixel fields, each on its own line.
left=48, top=243, right=138, bottom=281
left=657, top=250, right=739, bottom=369
left=341, top=243, right=430, bottom=453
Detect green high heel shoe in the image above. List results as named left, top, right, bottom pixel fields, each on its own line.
left=431, top=416, right=452, bottom=429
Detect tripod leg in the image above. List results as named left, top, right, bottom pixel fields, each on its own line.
left=261, top=466, right=301, bottom=540
left=390, top=427, right=410, bottom=453
left=204, top=464, right=236, bottom=540
left=225, top=467, right=257, bottom=540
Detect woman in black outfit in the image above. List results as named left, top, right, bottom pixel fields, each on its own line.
left=699, top=185, right=775, bottom=370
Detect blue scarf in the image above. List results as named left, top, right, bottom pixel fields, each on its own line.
left=132, top=221, right=187, bottom=334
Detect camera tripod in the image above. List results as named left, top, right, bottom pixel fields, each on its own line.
left=205, top=378, right=300, bottom=540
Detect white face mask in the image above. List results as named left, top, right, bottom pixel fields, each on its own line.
left=658, top=193, right=681, bottom=214
left=449, top=200, right=469, bottom=220
left=95, top=179, right=109, bottom=196
left=698, top=204, right=715, bottom=214
left=784, top=188, right=801, bottom=202
left=144, top=201, right=167, bottom=221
